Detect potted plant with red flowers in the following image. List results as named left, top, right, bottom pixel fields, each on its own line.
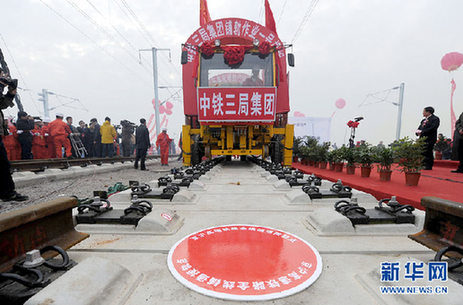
left=358, top=144, right=374, bottom=177
left=375, top=146, right=394, bottom=181
left=392, top=137, right=426, bottom=186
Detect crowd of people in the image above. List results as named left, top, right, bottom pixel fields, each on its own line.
left=0, top=80, right=179, bottom=201
left=3, top=113, right=177, bottom=162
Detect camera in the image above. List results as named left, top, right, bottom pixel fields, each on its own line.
left=120, top=120, right=136, bottom=135
left=0, top=77, right=18, bottom=90
left=120, top=120, right=135, bottom=128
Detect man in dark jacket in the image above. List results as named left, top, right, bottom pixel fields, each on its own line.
left=452, top=111, right=463, bottom=173
left=90, top=118, right=101, bottom=157
left=134, top=118, right=150, bottom=170
left=16, top=111, right=35, bottom=159
left=77, top=120, right=91, bottom=157
left=416, top=106, right=440, bottom=170
left=0, top=82, right=28, bottom=201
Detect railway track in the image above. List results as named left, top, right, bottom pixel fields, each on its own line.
left=0, top=158, right=462, bottom=304
left=10, top=155, right=178, bottom=172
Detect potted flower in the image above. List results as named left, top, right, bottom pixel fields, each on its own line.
left=318, top=142, right=330, bottom=169
left=333, top=147, right=345, bottom=172
left=343, top=146, right=358, bottom=175
left=293, top=136, right=303, bottom=163
left=392, top=137, right=426, bottom=186
left=327, top=150, right=335, bottom=170
left=299, top=146, right=309, bottom=165
left=358, top=144, right=374, bottom=177
left=302, top=136, right=319, bottom=166
left=375, top=146, right=394, bottom=181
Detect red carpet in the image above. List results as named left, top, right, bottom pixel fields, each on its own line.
left=293, top=163, right=463, bottom=210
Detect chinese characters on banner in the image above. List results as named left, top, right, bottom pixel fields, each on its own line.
left=197, top=87, right=277, bottom=122
left=186, top=18, right=285, bottom=64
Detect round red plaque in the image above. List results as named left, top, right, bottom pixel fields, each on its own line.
left=167, top=225, right=322, bottom=301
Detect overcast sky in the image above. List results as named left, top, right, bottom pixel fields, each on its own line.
left=1, top=0, right=462, bottom=145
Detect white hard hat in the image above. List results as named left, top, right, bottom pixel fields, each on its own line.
left=43, top=117, right=51, bottom=123
left=56, top=113, right=64, bottom=117
left=162, top=128, right=167, bottom=131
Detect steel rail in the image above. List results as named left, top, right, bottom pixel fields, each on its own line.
left=10, top=155, right=179, bottom=172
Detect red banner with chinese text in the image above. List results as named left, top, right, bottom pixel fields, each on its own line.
left=197, top=87, right=277, bottom=123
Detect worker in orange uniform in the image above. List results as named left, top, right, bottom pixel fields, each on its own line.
left=156, top=128, right=172, bottom=166
left=48, top=113, right=72, bottom=158
left=4, top=118, right=21, bottom=160
left=32, top=119, right=47, bottom=159
left=43, top=118, right=54, bottom=158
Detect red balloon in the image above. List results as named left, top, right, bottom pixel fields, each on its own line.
left=335, top=98, right=346, bottom=109
left=441, top=52, right=463, bottom=72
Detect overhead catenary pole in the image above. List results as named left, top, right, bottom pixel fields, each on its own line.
left=37, top=89, right=50, bottom=120
left=396, top=82, right=405, bottom=141
left=139, top=47, right=171, bottom=137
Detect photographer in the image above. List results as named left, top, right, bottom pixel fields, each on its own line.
left=0, top=80, right=28, bottom=201
left=120, top=120, right=135, bottom=157
left=16, top=111, right=35, bottom=159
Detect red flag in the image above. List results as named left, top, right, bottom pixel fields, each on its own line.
left=265, top=0, right=276, bottom=33
left=200, top=0, right=211, bottom=26
left=451, top=78, right=457, bottom=138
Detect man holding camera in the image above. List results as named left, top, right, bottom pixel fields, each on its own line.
left=0, top=77, right=29, bottom=201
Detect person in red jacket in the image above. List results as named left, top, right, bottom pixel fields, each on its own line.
left=43, top=118, right=55, bottom=159
left=156, top=128, right=172, bottom=166
left=4, top=118, right=21, bottom=160
left=48, top=113, right=72, bottom=158
left=32, top=119, right=47, bottom=159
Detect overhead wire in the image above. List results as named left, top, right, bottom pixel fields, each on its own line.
left=291, top=0, right=320, bottom=44
left=112, top=0, right=180, bottom=97
left=0, top=34, right=41, bottom=114
left=85, top=0, right=142, bottom=58
left=38, top=0, right=150, bottom=85
left=359, top=87, right=400, bottom=107
left=65, top=0, right=152, bottom=76
left=118, top=0, right=180, bottom=77
left=277, top=0, right=288, bottom=25
left=257, top=0, right=264, bottom=24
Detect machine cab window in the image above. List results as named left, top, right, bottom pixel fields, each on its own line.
left=199, top=52, right=274, bottom=87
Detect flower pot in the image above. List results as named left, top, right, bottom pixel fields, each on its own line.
left=320, top=161, right=328, bottom=169
left=435, top=151, right=442, bottom=160
left=329, top=162, right=335, bottom=171
left=334, top=163, right=344, bottom=172
left=346, top=165, right=356, bottom=175
left=379, top=170, right=392, bottom=181
left=360, top=166, right=372, bottom=177
left=405, top=172, right=421, bottom=186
